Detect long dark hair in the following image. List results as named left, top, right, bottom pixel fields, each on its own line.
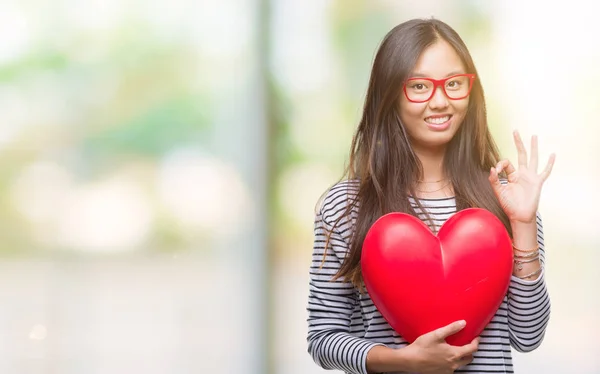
left=325, top=18, right=510, bottom=288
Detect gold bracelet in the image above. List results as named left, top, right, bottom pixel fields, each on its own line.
left=517, top=267, right=542, bottom=280
left=512, top=243, right=539, bottom=253
left=514, top=251, right=539, bottom=259
left=514, top=255, right=540, bottom=270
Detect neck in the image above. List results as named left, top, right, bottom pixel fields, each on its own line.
left=413, top=145, right=447, bottom=182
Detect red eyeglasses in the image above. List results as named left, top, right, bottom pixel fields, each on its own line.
left=403, top=74, right=476, bottom=103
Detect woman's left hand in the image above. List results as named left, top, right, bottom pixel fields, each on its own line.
left=489, top=130, right=556, bottom=224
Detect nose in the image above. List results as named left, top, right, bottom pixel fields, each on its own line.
left=428, top=86, right=449, bottom=109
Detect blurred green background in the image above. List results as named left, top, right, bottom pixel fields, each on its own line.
left=0, top=0, right=598, bottom=373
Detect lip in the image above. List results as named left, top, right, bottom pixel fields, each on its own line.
left=424, top=114, right=452, bottom=131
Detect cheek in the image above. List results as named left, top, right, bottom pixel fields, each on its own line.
left=452, top=99, right=469, bottom=122
left=399, top=100, right=427, bottom=122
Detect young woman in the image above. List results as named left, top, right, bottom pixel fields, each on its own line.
left=306, top=18, right=555, bottom=374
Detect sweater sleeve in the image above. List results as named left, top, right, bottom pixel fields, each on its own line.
left=307, top=189, right=383, bottom=374
left=507, top=212, right=551, bottom=352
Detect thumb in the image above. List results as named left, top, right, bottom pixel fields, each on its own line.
left=433, top=320, right=467, bottom=341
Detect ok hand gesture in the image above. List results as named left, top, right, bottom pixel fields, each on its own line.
left=488, top=130, right=556, bottom=224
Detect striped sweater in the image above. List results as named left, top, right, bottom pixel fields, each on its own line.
left=307, top=180, right=550, bottom=374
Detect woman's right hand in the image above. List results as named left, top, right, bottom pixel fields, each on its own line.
left=403, top=320, right=479, bottom=373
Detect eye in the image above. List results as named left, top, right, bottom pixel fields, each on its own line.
left=410, top=82, right=429, bottom=90
left=446, top=76, right=468, bottom=90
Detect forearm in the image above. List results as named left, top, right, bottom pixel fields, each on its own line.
left=507, top=277, right=550, bottom=351
left=308, top=330, right=384, bottom=374
left=366, top=345, right=414, bottom=373
left=310, top=336, right=415, bottom=374
left=507, top=214, right=550, bottom=351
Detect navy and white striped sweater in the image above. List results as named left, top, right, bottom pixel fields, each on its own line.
left=307, top=180, right=549, bottom=374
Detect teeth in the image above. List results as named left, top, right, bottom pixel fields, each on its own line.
left=425, top=116, right=450, bottom=124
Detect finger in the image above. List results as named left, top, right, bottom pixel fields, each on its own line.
left=529, top=135, right=539, bottom=172
left=488, top=167, right=502, bottom=193
left=513, top=130, right=528, bottom=168
left=539, top=153, right=556, bottom=182
left=455, top=337, right=480, bottom=358
left=495, top=159, right=517, bottom=176
left=433, top=320, right=466, bottom=341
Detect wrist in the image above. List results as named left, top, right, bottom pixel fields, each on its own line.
left=366, top=345, right=416, bottom=373
left=510, top=220, right=538, bottom=249
left=511, top=219, right=542, bottom=280
left=394, top=345, right=420, bottom=372
left=510, top=219, right=536, bottom=229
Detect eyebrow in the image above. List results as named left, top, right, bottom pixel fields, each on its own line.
left=410, top=70, right=465, bottom=78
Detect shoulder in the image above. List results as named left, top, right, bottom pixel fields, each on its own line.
left=317, top=179, right=360, bottom=227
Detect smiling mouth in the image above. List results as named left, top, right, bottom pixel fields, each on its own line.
left=424, top=115, right=452, bottom=124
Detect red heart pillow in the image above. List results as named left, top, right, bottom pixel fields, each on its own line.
left=361, top=208, right=513, bottom=346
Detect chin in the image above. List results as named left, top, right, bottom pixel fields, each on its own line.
left=421, top=132, right=457, bottom=148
